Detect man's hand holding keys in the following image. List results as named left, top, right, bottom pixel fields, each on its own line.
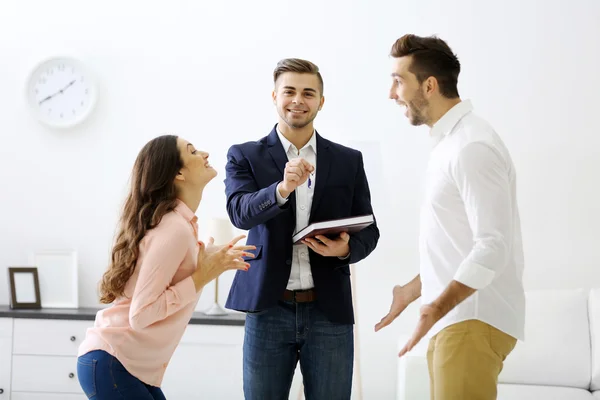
left=277, top=158, right=315, bottom=199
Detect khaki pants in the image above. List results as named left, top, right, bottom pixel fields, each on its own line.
left=427, top=319, right=517, bottom=400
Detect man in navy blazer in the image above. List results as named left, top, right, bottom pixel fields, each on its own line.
left=224, top=58, right=379, bottom=400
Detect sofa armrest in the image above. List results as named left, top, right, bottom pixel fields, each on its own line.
left=396, top=334, right=431, bottom=400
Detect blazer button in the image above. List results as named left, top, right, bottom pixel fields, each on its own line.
left=285, top=259, right=291, bottom=265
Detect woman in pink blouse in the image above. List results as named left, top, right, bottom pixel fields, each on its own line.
left=77, top=135, right=254, bottom=400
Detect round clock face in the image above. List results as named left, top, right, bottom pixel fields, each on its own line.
left=26, top=57, right=97, bottom=128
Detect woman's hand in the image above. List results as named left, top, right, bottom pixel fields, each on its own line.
left=192, top=235, right=255, bottom=291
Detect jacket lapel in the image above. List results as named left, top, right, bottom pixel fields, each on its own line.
left=267, top=128, right=287, bottom=175
left=309, top=133, right=330, bottom=223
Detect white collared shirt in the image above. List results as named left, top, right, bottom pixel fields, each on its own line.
left=275, top=126, right=317, bottom=290
left=420, top=100, right=526, bottom=340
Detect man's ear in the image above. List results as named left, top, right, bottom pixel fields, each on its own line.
left=424, top=76, right=437, bottom=97
left=319, top=95, right=325, bottom=111
left=272, top=90, right=277, bottom=105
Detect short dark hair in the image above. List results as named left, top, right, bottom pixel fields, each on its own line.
left=390, top=34, right=460, bottom=98
left=273, top=58, right=324, bottom=95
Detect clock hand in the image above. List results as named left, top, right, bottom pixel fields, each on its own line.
left=38, top=95, right=53, bottom=105
left=61, top=80, right=76, bottom=92
left=38, top=80, right=76, bottom=105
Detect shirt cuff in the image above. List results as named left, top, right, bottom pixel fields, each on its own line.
left=275, top=184, right=289, bottom=206
left=172, top=276, right=199, bottom=305
left=453, top=261, right=496, bottom=290
left=338, top=251, right=351, bottom=260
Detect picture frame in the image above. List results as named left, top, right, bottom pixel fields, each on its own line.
left=30, top=249, right=78, bottom=308
left=8, top=267, right=42, bottom=309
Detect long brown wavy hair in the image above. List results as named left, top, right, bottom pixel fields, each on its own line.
left=99, top=135, right=183, bottom=303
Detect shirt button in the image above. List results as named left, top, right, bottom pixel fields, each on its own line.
left=300, top=205, right=306, bottom=210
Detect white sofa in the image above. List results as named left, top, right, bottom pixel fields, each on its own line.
left=397, top=288, right=600, bottom=399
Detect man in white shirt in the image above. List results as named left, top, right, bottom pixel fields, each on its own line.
left=374, top=34, right=525, bottom=399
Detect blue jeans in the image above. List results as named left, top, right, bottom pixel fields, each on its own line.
left=77, top=350, right=166, bottom=400
left=243, top=300, right=354, bottom=400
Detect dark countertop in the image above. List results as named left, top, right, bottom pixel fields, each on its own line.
left=0, top=305, right=245, bottom=326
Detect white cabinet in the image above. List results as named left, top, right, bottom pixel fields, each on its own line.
left=12, top=394, right=86, bottom=400
left=10, top=318, right=91, bottom=399
left=0, top=318, right=12, bottom=398
left=161, top=324, right=245, bottom=399
left=0, top=318, right=11, bottom=337
left=12, top=319, right=90, bottom=356
left=0, top=313, right=245, bottom=399
left=12, top=355, right=81, bottom=394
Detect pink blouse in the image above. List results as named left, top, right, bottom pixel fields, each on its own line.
left=78, top=200, right=201, bottom=387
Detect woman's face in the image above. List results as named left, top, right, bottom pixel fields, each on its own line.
left=176, top=137, right=217, bottom=189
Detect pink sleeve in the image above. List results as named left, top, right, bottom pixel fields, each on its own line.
left=129, top=222, right=198, bottom=331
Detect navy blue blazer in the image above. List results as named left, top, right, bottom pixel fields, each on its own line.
left=223, top=126, right=379, bottom=324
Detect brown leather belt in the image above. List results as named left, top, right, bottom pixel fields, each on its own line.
left=283, top=289, right=316, bottom=303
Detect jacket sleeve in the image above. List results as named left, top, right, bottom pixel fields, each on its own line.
left=224, top=145, right=289, bottom=230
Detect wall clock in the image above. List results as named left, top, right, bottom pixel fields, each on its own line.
left=26, top=57, right=97, bottom=128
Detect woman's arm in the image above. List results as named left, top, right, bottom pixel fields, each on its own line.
left=129, top=222, right=197, bottom=331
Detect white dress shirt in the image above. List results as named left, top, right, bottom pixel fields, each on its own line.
left=420, top=100, right=526, bottom=341
left=274, top=126, right=317, bottom=290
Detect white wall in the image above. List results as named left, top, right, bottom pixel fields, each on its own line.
left=1, top=0, right=599, bottom=398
